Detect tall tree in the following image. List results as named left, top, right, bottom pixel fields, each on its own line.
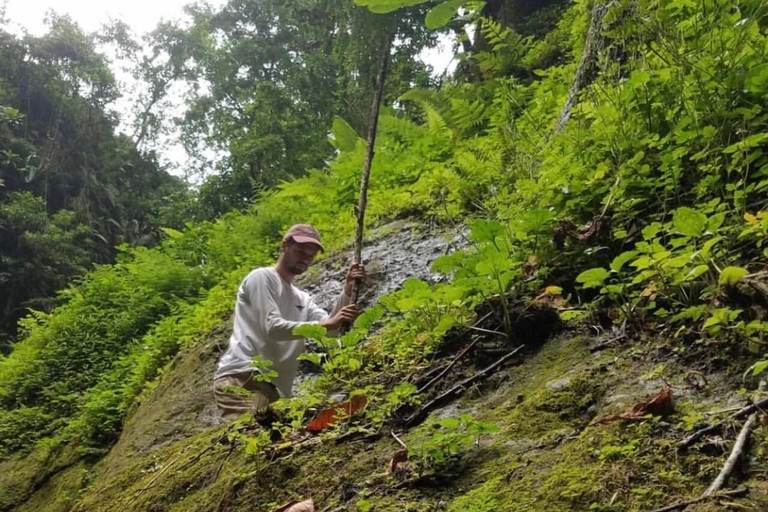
left=0, top=17, right=188, bottom=346
left=131, top=0, right=437, bottom=217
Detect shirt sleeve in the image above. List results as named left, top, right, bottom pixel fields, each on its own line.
left=247, top=271, right=307, bottom=342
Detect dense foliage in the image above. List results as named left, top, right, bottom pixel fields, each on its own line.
left=127, top=0, right=438, bottom=217
left=0, top=9, right=766, bottom=510
left=0, top=16, right=187, bottom=346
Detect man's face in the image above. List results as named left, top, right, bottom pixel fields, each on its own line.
left=281, top=240, right=320, bottom=275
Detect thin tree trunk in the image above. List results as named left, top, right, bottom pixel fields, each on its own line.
left=351, top=33, right=392, bottom=304
left=551, top=2, right=608, bottom=136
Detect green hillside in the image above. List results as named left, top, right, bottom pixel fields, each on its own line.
left=1, top=0, right=767, bottom=510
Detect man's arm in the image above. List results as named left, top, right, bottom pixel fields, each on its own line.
left=306, top=295, right=354, bottom=337
left=307, top=263, right=365, bottom=333
left=249, top=271, right=357, bottom=340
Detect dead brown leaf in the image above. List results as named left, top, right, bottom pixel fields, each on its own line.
left=523, top=255, right=539, bottom=277
left=533, top=286, right=566, bottom=309
left=598, top=386, right=674, bottom=424
left=387, top=448, right=408, bottom=474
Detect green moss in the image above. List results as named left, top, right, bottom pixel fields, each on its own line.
left=15, top=462, right=88, bottom=512
left=0, top=441, right=81, bottom=511
left=7, top=328, right=763, bottom=512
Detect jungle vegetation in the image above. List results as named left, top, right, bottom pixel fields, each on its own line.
left=0, top=0, right=767, bottom=509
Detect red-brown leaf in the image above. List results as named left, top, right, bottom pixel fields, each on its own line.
left=598, top=386, right=674, bottom=424
left=305, top=395, right=368, bottom=432
left=387, top=448, right=409, bottom=474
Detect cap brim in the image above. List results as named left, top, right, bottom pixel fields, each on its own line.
left=291, top=236, right=325, bottom=252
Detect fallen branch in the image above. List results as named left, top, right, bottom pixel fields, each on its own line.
left=466, top=325, right=507, bottom=338
left=404, top=345, right=525, bottom=426
left=135, top=455, right=182, bottom=492
left=589, top=333, right=626, bottom=353
left=706, top=405, right=744, bottom=416
left=703, top=413, right=758, bottom=497
left=418, top=337, right=481, bottom=394
left=413, top=311, right=493, bottom=394
left=744, top=271, right=768, bottom=300
left=645, top=487, right=748, bottom=512
left=391, top=430, right=407, bottom=449
left=679, top=397, right=768, bottom=449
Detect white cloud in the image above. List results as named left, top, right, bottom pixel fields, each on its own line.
left=4, top=0, right=206, bottom=36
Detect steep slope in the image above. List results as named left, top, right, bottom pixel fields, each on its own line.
left=30, top=307, right=768, bottom=511
left=11, top=223, right=767, bottom=512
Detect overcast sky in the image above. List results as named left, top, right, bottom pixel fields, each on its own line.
left=3, top=0, right=456, bottom=179
left=3, top=0, right=216, bottom=36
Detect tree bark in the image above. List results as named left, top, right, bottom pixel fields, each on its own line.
left=551, top=2, right=608, bottom=136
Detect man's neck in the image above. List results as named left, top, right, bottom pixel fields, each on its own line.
left=274, top=261, right=295, bottom=284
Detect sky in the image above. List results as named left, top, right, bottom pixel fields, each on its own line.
left=2, top=0, right=456, bottom=178
left=2, top=0, right=214, bottom=36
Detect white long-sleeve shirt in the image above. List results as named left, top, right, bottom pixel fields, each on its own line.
left=215, top=267, right=350, bottom=397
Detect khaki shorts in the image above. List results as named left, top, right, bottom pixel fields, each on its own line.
left=213, top=371, right=280, bottom=421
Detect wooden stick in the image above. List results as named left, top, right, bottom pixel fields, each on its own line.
left=405, top=345, right=525, bottom=426
left=679, top=397, right=768, bottom=449
left=703, top=413, right=758, bottom=496
left=351, top=32, right=392, bottom=305
left=645, top=487, right=748, bottom=512
left=466, top=325, right=508, bottom=338
left=391, top=430, right=407, bottom=449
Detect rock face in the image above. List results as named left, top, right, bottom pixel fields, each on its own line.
left=299, top=220, right=466, bottom=311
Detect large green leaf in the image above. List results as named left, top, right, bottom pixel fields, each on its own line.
left=745, top=63, right=768, bottom=94
left=672, top=207, right=707, bottom=237
left=293, top=323, right=328, bottom=341
left=576, top=268, right=610, bottom=289
left=331, top=117, right=359, bottom=152
left=470, top=219, right=504, bottom=243
left=425, top=0, right=465, bottom=29
left=354, top=0, right=430, bottom=14
left=748, top=359, right=768, bottom=377
left=609, top=251, right=638, bottom=272
left=718, top=266, right=748, bottom=286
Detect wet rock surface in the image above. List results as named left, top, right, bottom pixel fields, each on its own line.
left=294, top=220, right=467, bottom=383
left=83, top=221, right=465, bottom=465
left=298, top=220, right=466, bottom=311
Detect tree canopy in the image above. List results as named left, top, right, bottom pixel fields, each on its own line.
left=0, top=16, right=186, bottom=346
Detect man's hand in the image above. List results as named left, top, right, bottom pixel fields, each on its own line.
left=344, top=263, right=366, bottom=297
left=319, top=305, right=359, bottom=331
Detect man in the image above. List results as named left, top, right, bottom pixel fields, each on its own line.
left=213, top=224, right=364, bottom=421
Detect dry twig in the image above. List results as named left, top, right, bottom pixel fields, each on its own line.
left=404, top=345, right=524, bottom=426
left=390, top=430, right=407, bottom=449
left=703, top=413, right=758, bottom=497
left=679, top=397, right=768, bottom=449
left=413, top=311, right=493, bottom=394
left=418, top=337, right=481, bottom=394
